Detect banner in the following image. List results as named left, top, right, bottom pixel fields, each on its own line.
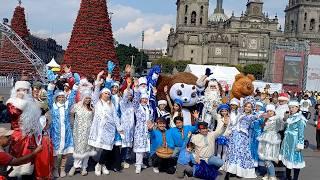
left=283, top=56, right=302, bottom=85
left=306, top=55, right=320, bottom=91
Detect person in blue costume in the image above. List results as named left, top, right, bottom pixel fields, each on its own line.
left=224, top=96, right=257, bottom=179
left=167, top=115, right=198, bottom=158
left=47, top=79, right=78, bottom=178
left=104, top=61, right=122, bottom=172
left=279, top=101, right=307, bottom=180
left=148, top=117, right=175, bottom=174
left=175, top=132, right=197, bottom=178
left=215, top=104, right=231, bottom=160
left=250, top=101, right=265, bottom=168
left=147, top=65, right=161, bottom=120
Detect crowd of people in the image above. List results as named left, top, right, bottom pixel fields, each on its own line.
left=0, top=62, right=317, bottom=180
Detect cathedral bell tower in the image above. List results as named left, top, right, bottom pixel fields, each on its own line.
left=176, top=0, right=209, bottom=28
left=246, top=0, right=264, bottom=18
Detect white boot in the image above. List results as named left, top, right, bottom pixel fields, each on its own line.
left=102, top=165, right=110, bottom=175
left=262, top=175, right=269, bottom=180
left=81, top=169, right=88, bottom=176
left=135, top=165, right=141, bottom=174
left=95, top=163, right=102, bottom=176
left=68, top=167, right=76, bottom=176
left=122, top=162, right=130, bottom=169
left=153, top=167, right=159, bottom=174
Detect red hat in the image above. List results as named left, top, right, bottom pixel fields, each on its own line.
left=278, top=93, right=289, bottom=101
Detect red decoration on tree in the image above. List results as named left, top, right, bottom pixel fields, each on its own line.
left=62, top=0, right=120, bottom=79
left=0, top=5, right=35, bottom=78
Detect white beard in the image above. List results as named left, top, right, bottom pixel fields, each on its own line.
left=204, top=90, right=220, bottom=102
left=16, top=93, right=41, bottom=135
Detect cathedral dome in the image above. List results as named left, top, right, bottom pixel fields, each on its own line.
left=209, top=12, right=229, bottom=22
left=209, top=0, right=229, bottom=22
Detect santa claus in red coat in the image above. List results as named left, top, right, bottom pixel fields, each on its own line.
left=6, top=80, right=42, bottom=177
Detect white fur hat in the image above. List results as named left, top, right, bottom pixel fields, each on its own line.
left=140, top=92, right=149, bottom=99
left=158, top=100, right=167, bottom=106
left=6, top=98, right=27, bottom=110
left=15, top=81, right=31, bottom=90
left=266, top=104, right=276, bottom=112
left=100, top=88, right=111, bottom=94
left=138, top=77, right=147, bottom=86
left=230, top=98, right=240, bottom=106
left=288, top=101, right=300, bottom=107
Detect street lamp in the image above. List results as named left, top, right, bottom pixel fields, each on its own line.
left=140, top=31, right=144, bottom=75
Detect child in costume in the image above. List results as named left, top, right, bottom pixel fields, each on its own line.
left=257, top=104, right=281, bottom=180
left=132, top=78, right=154, bottom=174
left=279, top=101, right=307, bottom=180
left=250, top=101, right=265, bottom=167
left=119, top=79, right=135, bottom=169
left=164, top=86, right=183, bottom=128
left=224, top=96, right=257, bottom=179
left=175, top=133, right=197, bottom=178
left=156, top=100, right=171, bottom=129
left=215, top=104, right=231, bottom=160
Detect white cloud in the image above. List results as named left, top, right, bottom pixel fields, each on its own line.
left=32, top=30, right=71, bottom=48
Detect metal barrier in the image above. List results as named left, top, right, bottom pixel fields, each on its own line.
left=0, top=76, right=14, bottom=87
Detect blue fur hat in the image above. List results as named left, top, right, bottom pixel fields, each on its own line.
left=217, top=104, right=230, bottom=113
left=243, top=96, right=256, bottom=108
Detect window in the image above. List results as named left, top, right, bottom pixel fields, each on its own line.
left=305, top=12, right=308, bottom=20
left=200, top=18, right=203, bottom=25
left=318, top=25, right=320, bottom=32
left=191, top=58, right=193, bottom=61
left=185, top=5, right=188, bottom=14
left=200, top=6, right=204, bottom=15
left=304, top=24, right=306, bottom=31
left=310, top=19, right=315, bottom=31
left=291, top=20, right=295, bottom=32
left=184, top=17, right=187, bottom=25
left=191, top=50, right=194, bottom=54
left=191, top=11, right=197, bottom=25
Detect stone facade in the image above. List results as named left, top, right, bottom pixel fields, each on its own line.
left=167, top=0, right=283, bottom=66
left=29, top=35, right=64, bottom=64
left=284, top=0, right=320, bottom=42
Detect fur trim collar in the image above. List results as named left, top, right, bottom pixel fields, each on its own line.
left=6, top=98, right=27, bottom=110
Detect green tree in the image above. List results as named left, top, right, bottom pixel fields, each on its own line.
left=243, top=64, right=265, bottom=80
left=175, top=60, right=192, bottom=72
left=115, top=44, right=148, bottom=71
left=152, top=57, right=175, bottom=74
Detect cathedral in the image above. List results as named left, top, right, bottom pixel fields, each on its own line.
left=167, top=0, right=320, bottom=66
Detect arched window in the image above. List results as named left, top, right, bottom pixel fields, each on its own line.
left=200, top=6, right=204, bottom=15
left=200, top=17, right=203, bottom=25
left=184, top=17, right=188, bottom=25
left=185, top=5, right=188, bottom=14
left=191, top=11, right=197, bottom=25
left=303, top=24, right=306, bottom=31
left=310, top=19, right=315, bottom=31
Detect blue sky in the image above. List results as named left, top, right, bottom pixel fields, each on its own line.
left=0, top=0, right=287, bottom=50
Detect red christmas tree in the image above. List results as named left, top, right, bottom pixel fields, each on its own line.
left=63, top=0, right=120, bottom=79
left=0, top=4, right=35, bottom=77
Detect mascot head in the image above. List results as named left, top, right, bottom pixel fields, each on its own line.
left=157, top=72, right=199, bottom=107
left=230, top=74, right=255, bottom=100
